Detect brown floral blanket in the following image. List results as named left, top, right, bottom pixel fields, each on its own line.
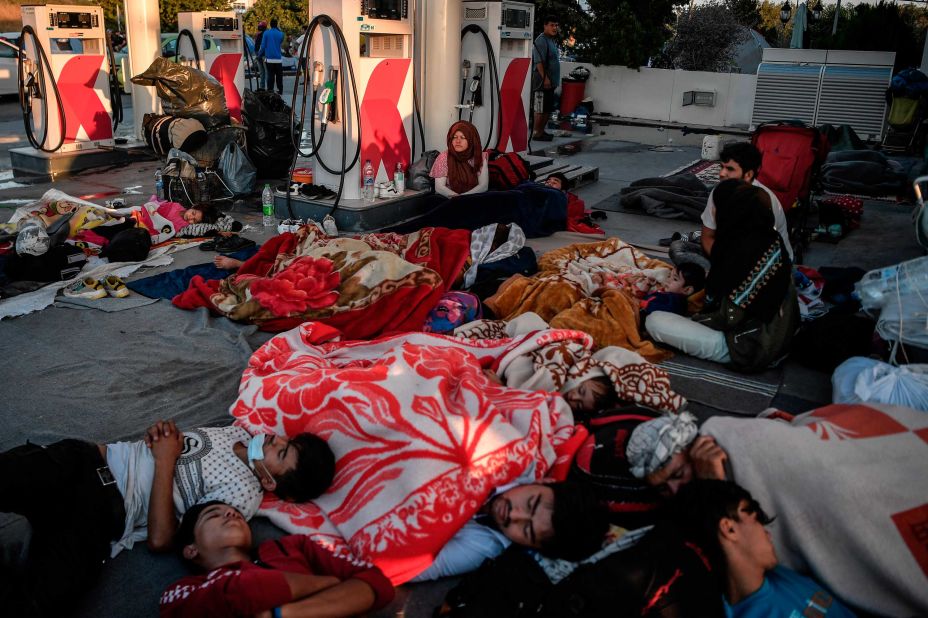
left=174, top=226, right=471, bottom=336
left=484, top=238, right=674, bottom=361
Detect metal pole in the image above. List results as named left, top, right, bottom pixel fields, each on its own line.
left=124, top=0, right=162, bottom=140
left=832, top=0, right=841, bottom=36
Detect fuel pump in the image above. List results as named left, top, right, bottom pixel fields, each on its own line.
left=460, top=1, right=534, bottom=152
left=290, top=0, right=414, bottom=208
left=177, top=12, right=245, bottom=121
left=17, top=4, right=116, bottom=153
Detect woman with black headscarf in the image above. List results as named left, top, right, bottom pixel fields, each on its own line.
left=430, top=121, right=489, bottom=198
left=645, top=179, right=799, bottom=372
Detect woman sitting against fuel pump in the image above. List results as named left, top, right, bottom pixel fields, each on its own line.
left=430, top=121, right=489, bottom=198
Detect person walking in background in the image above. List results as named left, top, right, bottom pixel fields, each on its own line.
left=253, top=21, right=267, bottom=88
left=258, top=18, right=285, bottom=95
left=532, top=16, right=560, bottom=142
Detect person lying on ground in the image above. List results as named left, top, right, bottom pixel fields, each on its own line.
left=670, top=480, right=856, bottom=617
left=0, top=421, right=334, bottom=615
left=431, top=121, right=489, bottom=198
left=637, top=262, right=706, bottom=318
left=160, top=501, right=395, bottom=618
left=646, top=180, right=799, bottom=372
left=540, top=172, right=604, bottom=234
left=412, top=480, right=610, bottom=581
left=132, top=200, right=242, bottom=244
left=468, top=312, right=683, bottom=420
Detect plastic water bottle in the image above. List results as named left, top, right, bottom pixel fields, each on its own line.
left=196, top=171, right=209, bottom=202
left=262, top=184, right=275, bottom=227
left=154, top=168, right=164, bottom=200
left=394, top=163, right=405, bottom=195
left=856, top=256, right=928, bottom=310
left=362, top=160, right=375, bottom=201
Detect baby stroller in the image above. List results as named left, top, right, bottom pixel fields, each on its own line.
left=882, top=68, right=928, bottom=155
left=751, top=121, right=830, bottom=264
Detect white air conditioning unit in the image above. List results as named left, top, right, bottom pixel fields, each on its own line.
left=751, top=49, right=895, bottom=141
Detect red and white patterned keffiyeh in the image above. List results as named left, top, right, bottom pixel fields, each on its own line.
left=231, top=322, right=579, bottom=584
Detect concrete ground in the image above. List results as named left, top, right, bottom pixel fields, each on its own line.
left=0, top=91, right=923, bottom=617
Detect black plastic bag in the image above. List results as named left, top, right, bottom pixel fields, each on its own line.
left=132, top=57, right=230, bottom=130
left=241, top=89, right=297, bottom=178
left=409, top=150, right=439, bottom=191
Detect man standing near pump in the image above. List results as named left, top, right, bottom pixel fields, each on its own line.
left=258, top=18, right=285, bottom=95
left=532, top=15, right=559, bottom=142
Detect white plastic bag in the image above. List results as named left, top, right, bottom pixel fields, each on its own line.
left=833, top=356, right=928, bottom=411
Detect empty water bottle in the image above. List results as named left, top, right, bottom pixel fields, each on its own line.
left=362, top=160, right=375, bottom=201
left=262, top=184, right=275, bottom=227
left=154, top=168, right=164, bottom=200
left=856, top=256, right=928, bottom=311
left=196, top=172, right=209, bottom=202
left=394, top=162, right=405, bottom=195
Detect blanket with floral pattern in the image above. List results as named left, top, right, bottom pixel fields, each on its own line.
left=174, top=226, right=471, bottom=336
left=485, top=238, right=674, bottom=361
left=232, top=323, right=579, bottom=584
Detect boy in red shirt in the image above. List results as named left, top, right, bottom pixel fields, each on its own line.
left=160, top=501, right=395, bottom=618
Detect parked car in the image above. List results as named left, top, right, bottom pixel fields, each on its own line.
left=0, top=32, right=21, bottom=97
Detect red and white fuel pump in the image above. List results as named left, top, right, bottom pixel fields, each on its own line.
left=302, top=0, right=416, bottom=200
left=176, top=11, right=245, bottom=121
left=460, top=1, right=534, bottom=153
left=18, top=4, right=115, bottom=153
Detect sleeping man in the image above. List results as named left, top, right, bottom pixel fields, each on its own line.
left=0, top=420, right=335, bottom=615
left=624, top=405, right=928, bottom=616
left=412, top=480, right=610, bottom=581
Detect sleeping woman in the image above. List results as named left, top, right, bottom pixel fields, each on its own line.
left=430, top=121, right=489, bottom=198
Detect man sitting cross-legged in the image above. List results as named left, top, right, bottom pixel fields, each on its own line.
left=670, top=480, right=856, bottom=617
left=160, top=501, right=395, bottom=618
left=0, top=421, right=335, bottom=615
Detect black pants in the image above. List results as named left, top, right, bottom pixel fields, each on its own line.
left=0, top=440, right=126, bottom=616
left=266, top=62, right=284, bottom=94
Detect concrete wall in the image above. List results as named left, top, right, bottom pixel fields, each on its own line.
left=561, top=62, right=757, bottom=129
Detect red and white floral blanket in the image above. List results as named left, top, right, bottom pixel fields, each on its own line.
left=232, top=322, right=578, bottom=584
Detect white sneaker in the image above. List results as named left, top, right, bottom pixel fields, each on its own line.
left=63, top=277, right=107, bottom=300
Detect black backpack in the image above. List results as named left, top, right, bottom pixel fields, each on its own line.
left=569, top=406, right=666, bottom=530
left=439, top=525, right=724, bottom=618
left=4, top=244, right=87, bottom=283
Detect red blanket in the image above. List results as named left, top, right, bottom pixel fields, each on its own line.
left=232, top=323, right=579, bottom=584
left=173, top=227, right=470, bottom=336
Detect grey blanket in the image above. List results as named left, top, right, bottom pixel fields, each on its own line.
left=619, top=173, right=709, bottom=221
left=703, top=403, right=928, bottom=617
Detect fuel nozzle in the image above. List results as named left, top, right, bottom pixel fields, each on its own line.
left=461, top=59, right=471, bottom=81
left=312, top=61, right=324, bottom=89
left=318, top=66, right=337, bottom=124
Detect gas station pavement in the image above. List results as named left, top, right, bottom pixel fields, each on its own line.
left=0, top=100, right=922, bottom=615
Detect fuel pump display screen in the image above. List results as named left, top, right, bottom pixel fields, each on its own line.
left=502, top=8, right=531, bottom=29
left=362, top=0, right=408, bottom=20
left=54, top=12, right=95, bottom=29
left=206, top=17, right=238, bottom=31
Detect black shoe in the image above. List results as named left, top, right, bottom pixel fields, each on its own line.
left=533, top=132, right=554, bottom=142
left=216, top=235, right=257, bottom=254
left=659, top=237, right=674, bottom=247
left=299, top=184, right=323, bottom=198
left=315, top=187, right=337, bottom=200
